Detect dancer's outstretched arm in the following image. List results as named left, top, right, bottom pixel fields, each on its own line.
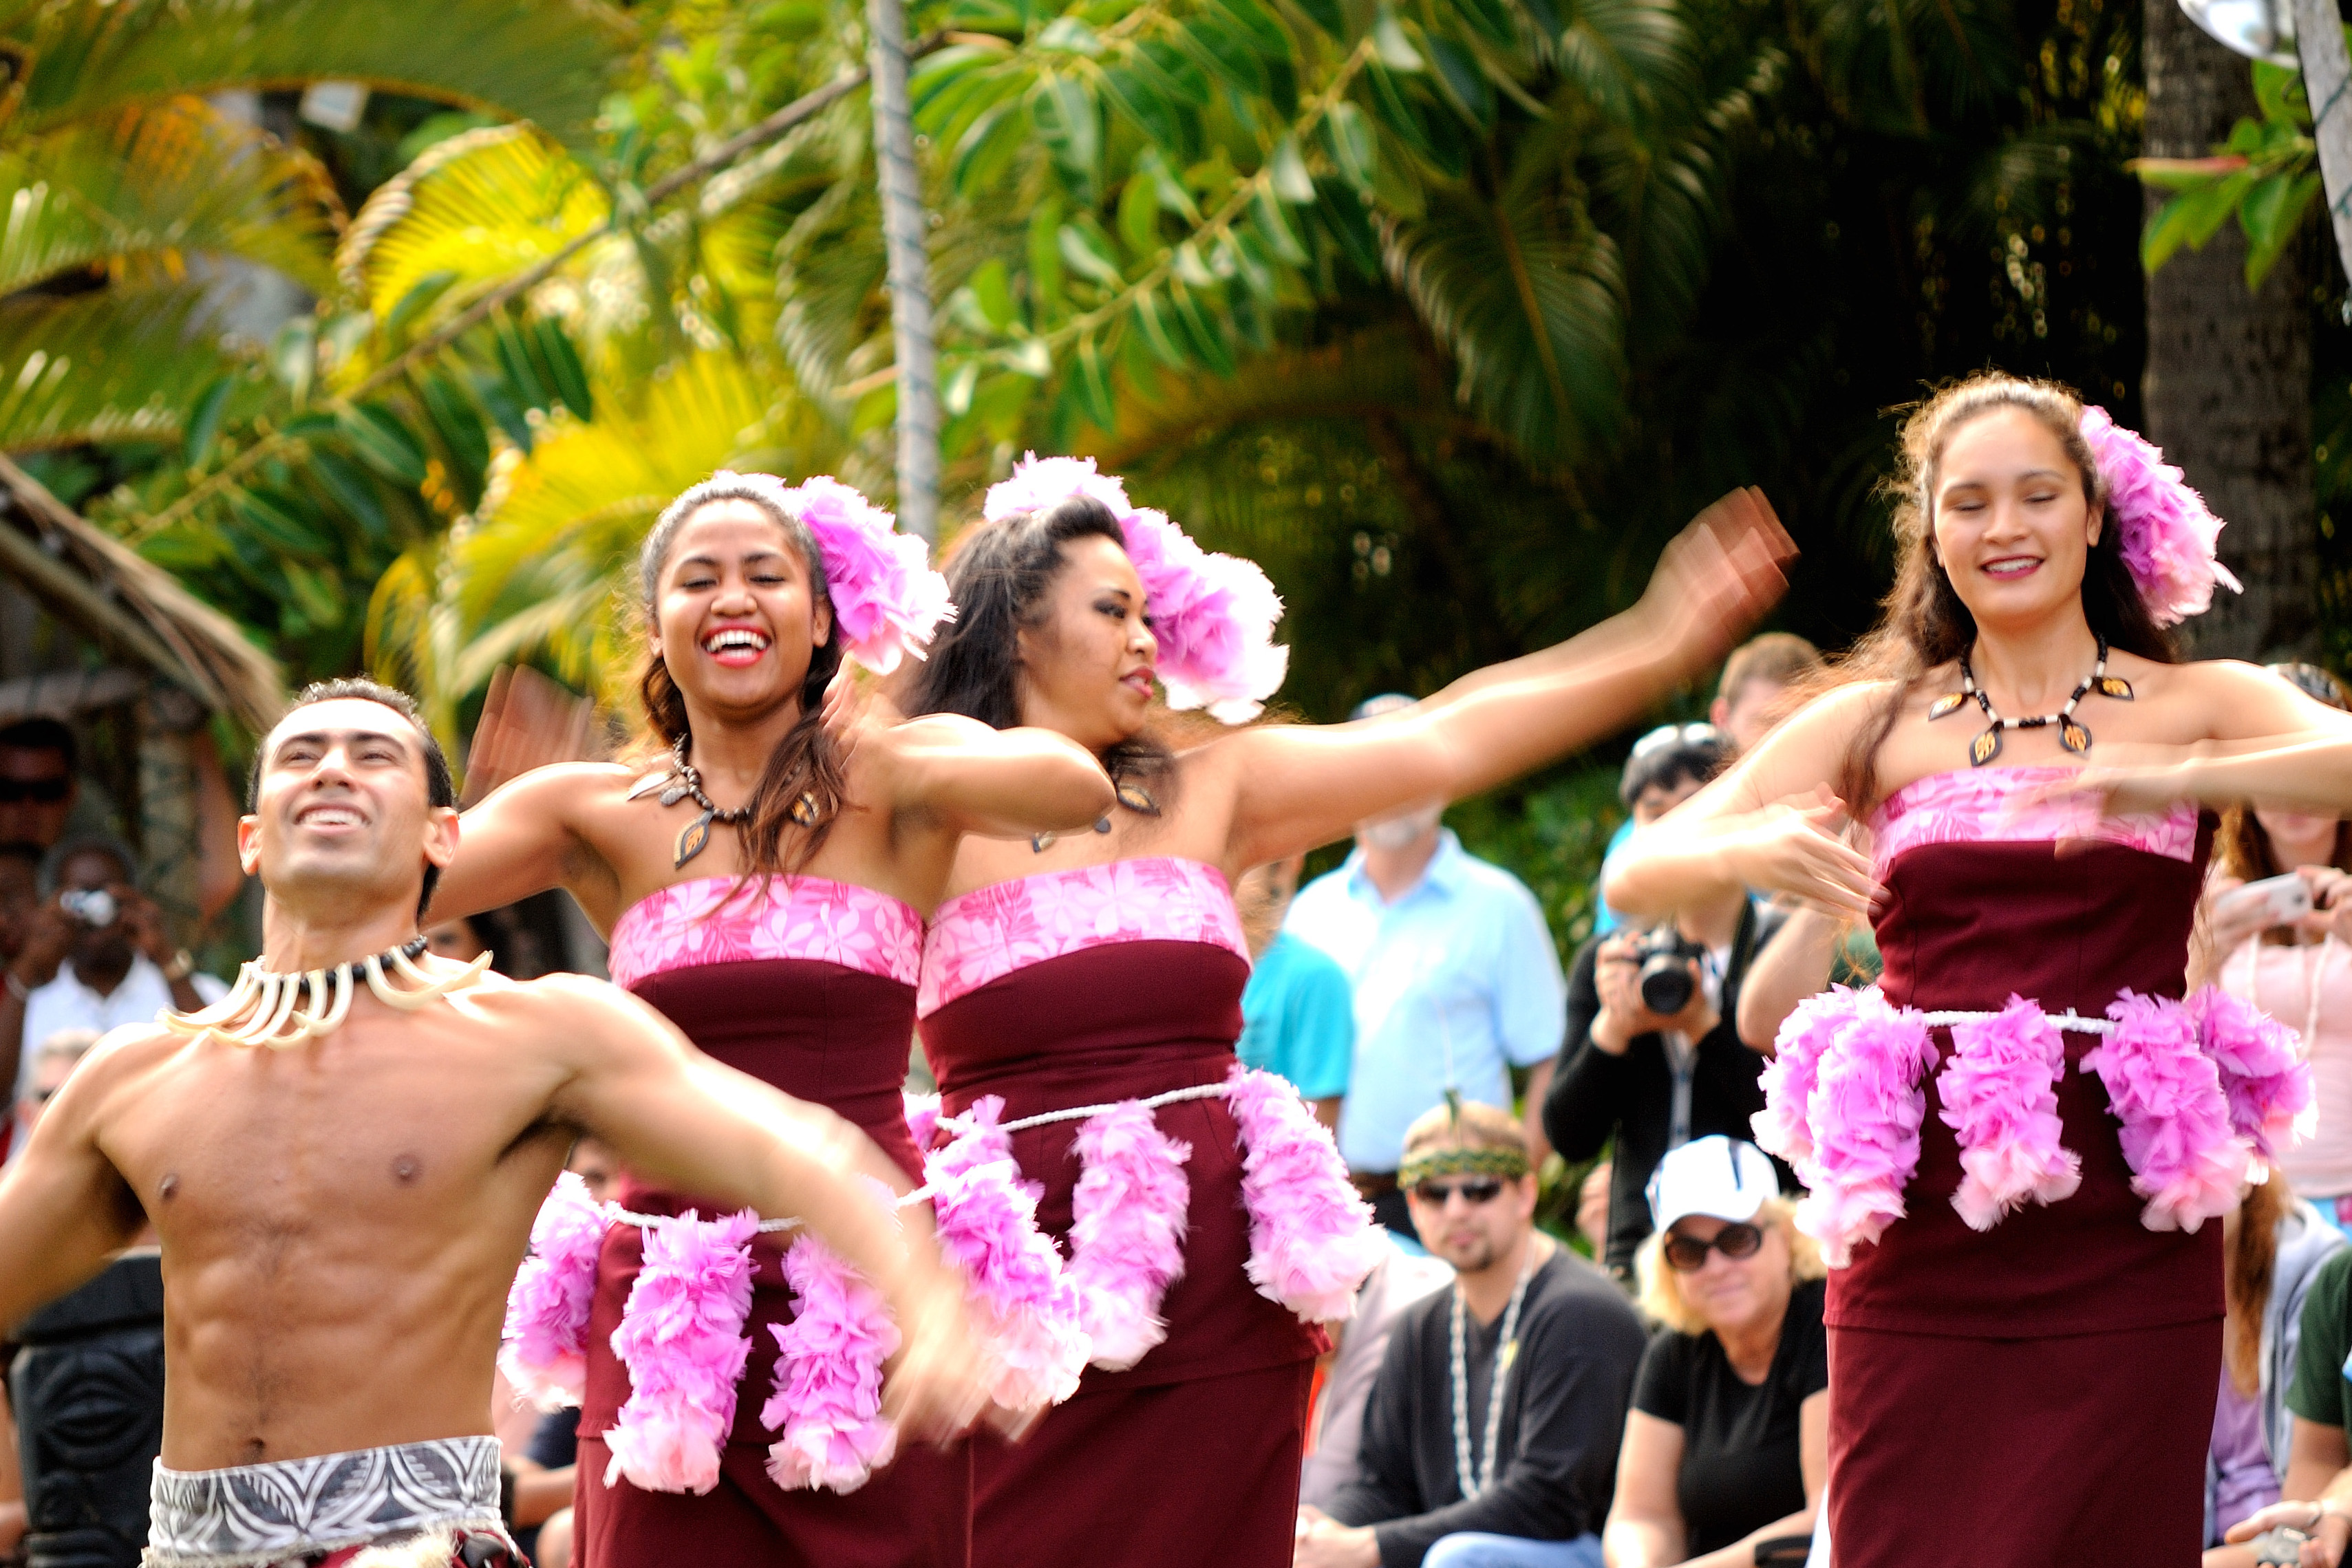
left=518, top=977, right=987, bottom=1439
left=1218, top=497, right=1795, bottom=870
left=0, top=1031, right=151, bottom=1331
left=2059, top=660, right=2352, bottom=817
left=821, top=678, right=1115, bottom=839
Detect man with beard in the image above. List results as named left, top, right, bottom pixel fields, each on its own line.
left=1295, top=1102, right=1644, bottom=1568
left=0, top=679, right=985, bottom=1568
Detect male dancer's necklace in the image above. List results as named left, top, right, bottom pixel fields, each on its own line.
left=1930, top=636, right=2132, bottom=766
left=1449, top=1243, right=1539, bottom=1499
left=1030, top=773, right=1159, bottom=854
left=160, top=936, right=490, bottom=1049
left=632, top=738, right=820, bottom=870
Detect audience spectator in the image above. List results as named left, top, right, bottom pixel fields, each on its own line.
left=3, top=1027, right=96, bottom=1170
left=1238, top=852, right=1356, bottom=1130
left=0, top=719, right=78, bottom=851
left=1302, top=1238, right=1456, bottom=1511
left=1594, top=637, right=1821, bottom=935
left=2222, top=1244, right=2352, bottom=1565
left=1286, top=696, right=1567, bottom=1240
left=2201, top=1179, right=2344, bottom=1560
left=2197, top=665, right=2352, bottom=1238
left=1544, top=729, right=1786, bottom=1278
left=1297, top=1102, right=1645, bottom=1568
left=1603, top=1137, right=1826, bottom=1568
left=0, top=842, right=37, bottom=960
left=4, top=836, right=223, bottom=1091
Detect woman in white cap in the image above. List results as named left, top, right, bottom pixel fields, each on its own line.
left=1603, top=1136, right=1827, bottom=1568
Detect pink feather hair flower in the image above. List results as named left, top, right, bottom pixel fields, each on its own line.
left=786, top=475, right=954, bottom=674
left=1938, top=996, right=2082, bottom=1231
left=1226, top=1064, right=1387, bottom=1323
left=1793, top=993, right=1936, bottom=1268
left=983, top=453, right=1290, bottom=722
left=2085, top=991, right=2247, bottom=1232
left=2079, top=407, right=2241, bottom=627
left=500, top=1170, right=610, bottom=1411
left=2190, top=985, right=2316, bottom=1179
left=1065, top=1099, right=1194, bottom=1371
left=603, top=1209, right=761, bottom=1494
left=762, top=1235, right=901, bottom=1495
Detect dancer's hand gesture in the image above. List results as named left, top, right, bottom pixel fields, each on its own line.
left=464, top=665, right=599, bottom=806
left=1715, top=795, right=1881, bottom=919
left=820, top=664, right=907, bottom=773
left=878, top=1260, right=992, bottom=1443
left=1631, top=488, right=1796, bottom=675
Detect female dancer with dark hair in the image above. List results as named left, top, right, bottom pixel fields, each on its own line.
left=899, top=458, right=1792, bottom=1567
left=1604, top=373, right=2352, bottom=1564
left=430, top=472, right=1116, bottom=1568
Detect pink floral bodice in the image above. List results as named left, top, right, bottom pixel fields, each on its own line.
left=1870, top=765, right=2198, bottom=878
left=918, top=857, right=1249, bottom=1017
left=606, top=875, right=924, bottom=991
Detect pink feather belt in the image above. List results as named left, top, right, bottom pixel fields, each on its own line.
left=498, top=1065, right=1384, bottom=1500
left=1754, top=985, right=2315, bottom=1267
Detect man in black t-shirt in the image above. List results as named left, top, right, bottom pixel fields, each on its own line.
left=1296, top=1102, right=1645, bottom=1568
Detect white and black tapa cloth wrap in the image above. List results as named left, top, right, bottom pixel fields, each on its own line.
left=143, top=1435, right=511, bottom=1568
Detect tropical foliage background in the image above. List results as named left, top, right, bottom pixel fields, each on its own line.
left=10, top=0, right=2351, bottom=950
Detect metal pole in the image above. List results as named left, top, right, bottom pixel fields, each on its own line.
left=2294, top=0, right=2352, bottom=287
left=866, top=0, right=940, bottom=542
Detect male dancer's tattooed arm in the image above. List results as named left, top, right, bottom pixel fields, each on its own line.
left=526, top=977, right=987, bottom=1439
left=0, top=1032, right=147, bottom=1330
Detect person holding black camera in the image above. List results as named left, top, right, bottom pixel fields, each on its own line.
left=1544, top=726, right=1785, bottom=1280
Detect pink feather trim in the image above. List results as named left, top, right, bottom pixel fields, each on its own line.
left=923, top=1097, right=1091, bottom=1412
left=1066, top=1099, right=1193, bottom=1371
left=904, top=1090, right=942, bottom=1155
left=500, top=1171, right=609, bottom=1410
left=787, top=475, right=954, bottom=675
left=2084, top=991, right=2247, bottom=1232
left=1754, top=987, right=1855, bottom=1175
left=603, top=1209, right=760, bottom=1494
left=1938, top=996, right=2082, bottom=1230
left=1226, top=1064, right=1386, bottom=1323
left=762, top=1236, right=901, bottom=1495
left=2190, top=985, right=2316, bottom=1181
left=1791, top=990, right=1936, bottom=1267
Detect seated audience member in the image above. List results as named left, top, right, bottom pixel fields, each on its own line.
left=1544, top=727, right=1786, bottom=1279
left=1603, top=1137, right=1825, bottom=1568
left=0, top=719, right=78, bottom=852
left=2208, top=1174, right=2345, bottom=1551
left=1297, top=1102, right=1647, bottom=1568
left=2216, top=1227, right=2352, bottom=1565
left=3, top=1027, right=96, bottom=1170
left=0, top=843, right=36, bottom=961
left=1303, top=1237, right=1456, bottom=1511
left=1239, top=852, right=1355, bottom=1129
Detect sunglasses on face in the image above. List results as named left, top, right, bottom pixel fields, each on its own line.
left=0, top=775, right=70, bottom=804
left=1410, top=1177, right=1507, bottom=1206
left=1663, top=1221, right=1764, bottom=1271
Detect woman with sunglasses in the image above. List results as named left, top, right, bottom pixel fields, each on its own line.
left=1601, top=373, right=2352, bottom=1562
left=1605, top=1137, right=1826, bottom=1568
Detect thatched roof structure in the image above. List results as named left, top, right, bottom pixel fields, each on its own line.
left=0, top=453, right=283, bottom=733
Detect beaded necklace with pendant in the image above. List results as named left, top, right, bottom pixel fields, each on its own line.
left=1928, top=636, right=2133, bottom=766
left=629, top=738, right=822, bottom=870
left=1449, top=1245, right=1540, bottom=1499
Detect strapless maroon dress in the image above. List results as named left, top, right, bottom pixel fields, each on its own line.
left=1826, top=769, right=2224, bottom=1566
left=572, top=877, right=971, bottom=1568
left=918, top=859, right=1326, bottom=1568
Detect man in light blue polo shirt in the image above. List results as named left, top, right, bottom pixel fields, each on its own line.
left=1283, top=696, right=1567, bottom=1238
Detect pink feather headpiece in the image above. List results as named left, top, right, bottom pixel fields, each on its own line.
left=983, top=454, right=1288, bottom=723
left=2077, top=408, right=2243, bottom=627
left=787, top=475, right=955, bottom=675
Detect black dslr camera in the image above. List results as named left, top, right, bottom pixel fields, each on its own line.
left=1634, top=927, right=1709, bottom=1016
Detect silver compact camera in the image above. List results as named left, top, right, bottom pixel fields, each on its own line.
left=58, top=888, right=117, bottom=928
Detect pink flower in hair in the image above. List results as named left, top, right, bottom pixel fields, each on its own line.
left=785, top=475, right=954, bottom=675
left=2078, top=407, right=2242, bottom=627
left=984, top=454, right=1290, bottom=722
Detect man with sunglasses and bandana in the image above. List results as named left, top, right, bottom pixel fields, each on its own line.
left=1296, top=1102, right=1644, bottom=1568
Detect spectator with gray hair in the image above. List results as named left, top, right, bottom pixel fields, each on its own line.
left=3, top=1027, right=96, bottom=1170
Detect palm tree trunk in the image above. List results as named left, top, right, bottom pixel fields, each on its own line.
left=2142, top=0, right=2316, bottom=659
left=866, top=0, right=939, bottom=542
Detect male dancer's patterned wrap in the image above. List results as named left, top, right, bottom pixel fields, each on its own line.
left=143, top=1436, right=519, bottom=1568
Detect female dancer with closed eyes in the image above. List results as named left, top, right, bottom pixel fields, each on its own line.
left=1603, top=373, right=2352, bottom=1565
left=431, top=472, right=1115, bottom=1568
left=899, top=459, right=1791, bottom=1567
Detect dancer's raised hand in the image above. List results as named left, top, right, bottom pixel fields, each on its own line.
left=1630, top=488, right=1796, bottom=675
left=1707, top=795, right=1881, bottom=919
left=877, top=1262, right=993, bottom=1443
left=819, top=663, right=907, bottom=773
left=463, top=665, right=598, bottom=806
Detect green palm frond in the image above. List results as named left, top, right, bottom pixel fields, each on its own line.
left=339, top=125, right=610, bottom=320
left=0, top=98, right=339, bottom=297
left=10, top=0, right=635, bottom=159
left=0, top=284, right=246, bottom=450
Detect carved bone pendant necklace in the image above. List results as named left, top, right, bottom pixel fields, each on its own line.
left=1031, top=774, right=1160, bottom=854
left=160, top=936, right=492, bottom=1049
left=1929, top=636, right=2132, bottom=766
left=632, top=738, right=822, bottom=871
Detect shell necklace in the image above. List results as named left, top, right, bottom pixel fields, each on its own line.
left=160, top=936, right=491, bottom=1049
left=1449, top=1242, right=1541, bottom=1499
left=1930, top=637, right=2132, bottom=766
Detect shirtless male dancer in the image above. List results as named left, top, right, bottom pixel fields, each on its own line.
left=0, top=679, right=987, bottom=1568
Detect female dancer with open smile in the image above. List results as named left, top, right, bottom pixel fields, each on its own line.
left=1604, top=373, right=2352, bottom=1565
left=901, top=460, right=1792, bottom=1566
left=431, top=473, right=1114, bottom=1568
